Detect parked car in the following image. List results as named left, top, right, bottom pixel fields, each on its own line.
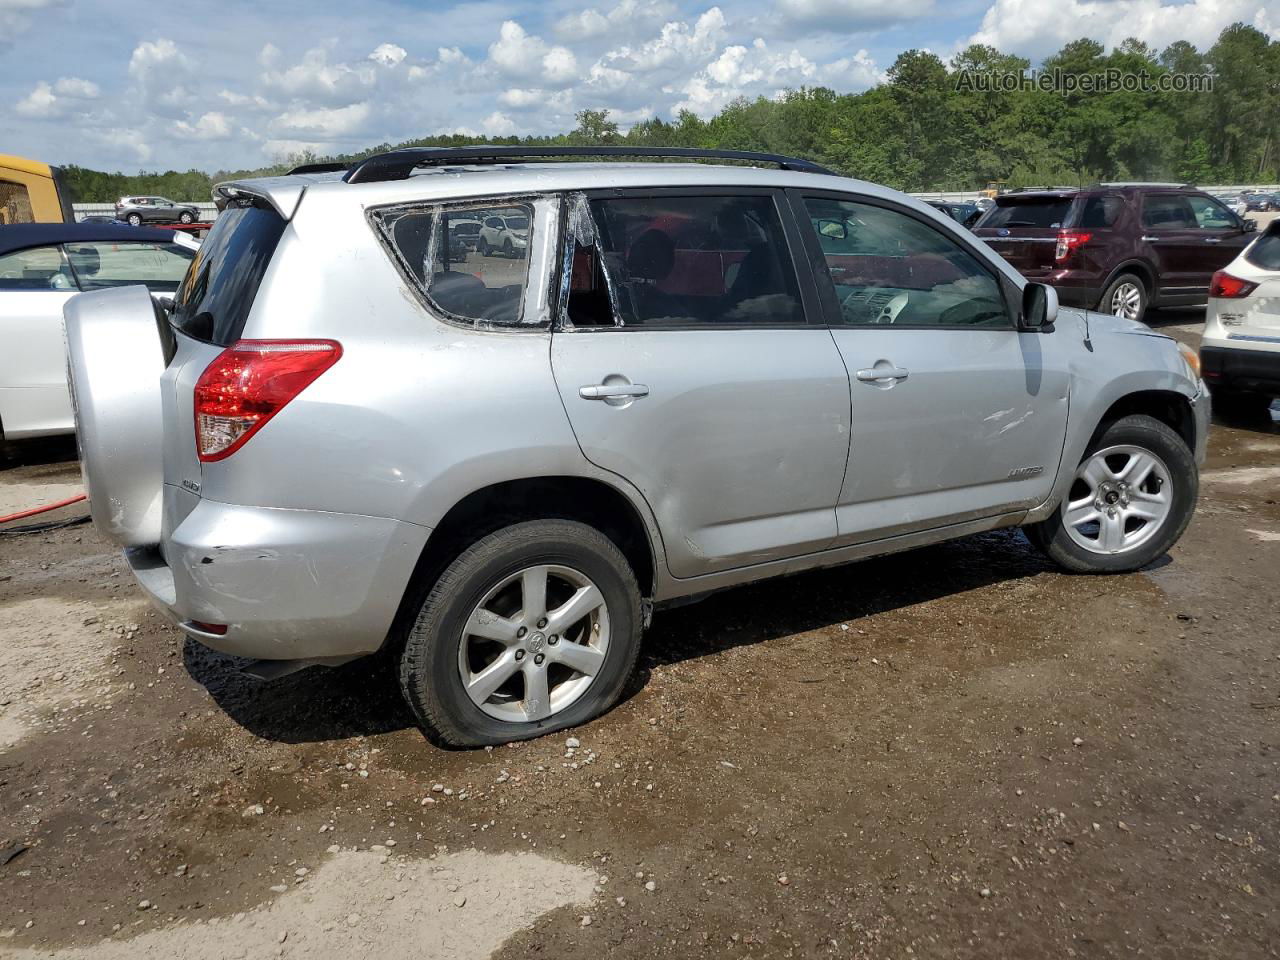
left=1213, top=194, right=1249, bottom=218
left=1242, top=192, right=1277, bottom=213
left=974, top=184, right=1256, bottom=322
left=925, top=200, right=983, bottom=228
left=476, top=211, right=529, bottom=257
left=450, top=217, right=482, bottom=250
left=1201, top=217, right=1280, bottom=408
left=0, top=223, right=197, bottom=442
left=115, top=195, right=201, bottom=226
left=65, top=147, right=1208, bottom=747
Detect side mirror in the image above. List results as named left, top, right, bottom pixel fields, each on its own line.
left=1243, top=218, right=1257, bottom=233
left=1019, top=282, right=1058, bottom=332
left=817, top=219, right=848, bottom=240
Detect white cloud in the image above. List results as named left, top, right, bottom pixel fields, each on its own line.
left=489, top=20, right=580, bottom=86
left=776, top=0, right=934, bottom=28
left=481, top=110, right=518, bottom=135
left=14, top=76, right=101, bottom=117
left=261, top=47, right=376, bottom=105
left=599, top=7, right=726, bottom=73
left=369, top=42, right=407, bottom=66
left=968, top=0, right=1280, bottom=59
left=674, top=37, right=862, bottom=116
left=554, top=0, right=677, bottom=42
left=272, top=101, right=373, bottom=138
left=0, top=0, right=66, bottom=48
left=175, top=111, right=234, bottom=138
left=15, top=81, right=57, bottom=117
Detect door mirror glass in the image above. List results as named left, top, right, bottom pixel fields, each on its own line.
left=1243, top=218, right=1257, bottom=233
left=1020, top=282, right=1058, bottom=331
left=817, top=219, right=847, bottom=240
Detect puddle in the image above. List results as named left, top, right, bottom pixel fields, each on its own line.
left=0, top=848, right=597, bottom=960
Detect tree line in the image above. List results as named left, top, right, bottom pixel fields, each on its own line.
left=62, top=22, right=1280, bottom=202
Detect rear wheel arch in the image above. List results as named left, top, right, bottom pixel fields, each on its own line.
left=386, top=476, right=658, bottom=650
left=1099, top=260, right=1156, bottom=302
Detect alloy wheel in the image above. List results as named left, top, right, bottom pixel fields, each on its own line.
left=457, top=564, right=610, bottom=723
left=1062, top=444, right=1173, bottom=555
left=1109, top=281, right=1143, bottom=321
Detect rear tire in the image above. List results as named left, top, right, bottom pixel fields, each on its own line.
left=179, top=211, right=194, bottom=224
left=1025, top=414, right=1197, bottom=573
left=1099, top=273, right=1148, bottom=323
left=398, top=520, right=642, bottom=748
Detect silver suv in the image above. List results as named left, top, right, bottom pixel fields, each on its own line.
left=66, top=147, right=1210, bottom=747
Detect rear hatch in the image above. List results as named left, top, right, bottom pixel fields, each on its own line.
left=974, top=192, right=1077, bottom=277
left=1229, top=223, right=1280, bottom=339
left=162, top=200, right=287, bottom=522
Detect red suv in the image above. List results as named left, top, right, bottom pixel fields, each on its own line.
left=974, top=184, right=1257, bottom=322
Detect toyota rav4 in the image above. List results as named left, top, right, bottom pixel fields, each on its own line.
left=65, top=147, right=1210, bottom=747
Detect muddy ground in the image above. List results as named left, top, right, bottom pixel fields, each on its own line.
left=1, top=314, right=1278, bottom=959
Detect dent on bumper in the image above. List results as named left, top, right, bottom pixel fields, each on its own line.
left=126, top=500, right=430, bottom=661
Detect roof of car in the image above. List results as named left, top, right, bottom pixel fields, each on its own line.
left=0, top=222, right=178, bottom=258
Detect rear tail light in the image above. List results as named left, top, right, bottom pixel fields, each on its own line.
left=194, top=339, right=341, bottom=461
left=1208, top=270, right=1258, bottom=299
left=1054, top=229, right=1092, bottom=263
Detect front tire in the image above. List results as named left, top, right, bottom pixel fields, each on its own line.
left=1025, top=414, right=1197, bottom=573
left=179, top=211, right=194, bottom=224
left=398, top=520, right=643, bottom=747
left=1099, top=273, right=1148, bottom=323
left=477, top=237, right=489, bottom=257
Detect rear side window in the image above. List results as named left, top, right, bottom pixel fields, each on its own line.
left=0, top=180, right=35, bottom=225
left=0, top=246, right=74, bottom=290
left=374, top=201, right=534, bottom=326
left=1076, top=195, right=1123, bottom=228
left=981, top=198, right=1072, bottom=229
left=64, top=241, right=194, bottom=293
left=1245, top=229, right=1280, bottom=270
left=566, top=194, right=802, bottom=328
left=171, top=201, right=286, bottom=345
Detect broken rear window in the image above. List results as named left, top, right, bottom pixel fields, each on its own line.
left=374, top=201, right=535, bottom=327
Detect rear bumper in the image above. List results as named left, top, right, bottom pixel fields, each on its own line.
left=125, top=498, right=430, bottom=661
left=1200, top=345, right=1280, bottom=395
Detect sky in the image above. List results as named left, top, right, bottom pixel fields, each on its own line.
left=2, top=0, right=1278, bottom=172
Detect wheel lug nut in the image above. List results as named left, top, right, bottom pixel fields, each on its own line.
left=534, top=654, right=545, bottom=665
left=515, top=649, right=525, bottom=661
left=536, top=618, right=548, bottom=629
left=517, top=626, right=527, bottom=638
left=548, top=635, right=559, bottom=645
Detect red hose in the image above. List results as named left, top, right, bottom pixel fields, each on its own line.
left=0, top=494, right=87, bottom=524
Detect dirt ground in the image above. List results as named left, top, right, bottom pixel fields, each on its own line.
left=1, top=314, right=1278, bottom=959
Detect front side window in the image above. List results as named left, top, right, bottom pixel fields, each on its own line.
left=64, top=241, right=195, bottom=293
left=802, top=197, right=1009, bottom=328
left=1186, top=194, right=1237, bottom=230
left=375, top=201, right=534, bottom=326
left=565, top=193, right=802, bottom=328
left=1142, top=195, right=1195, bottom=229
left=0, top=246, right=74, bottom=290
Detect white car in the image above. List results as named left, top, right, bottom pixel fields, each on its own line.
left=1201, top=218, right=1280, bottom=409
left=475, top=210, right=529, bottom=258
left=0, top=223, right=197, bottom=443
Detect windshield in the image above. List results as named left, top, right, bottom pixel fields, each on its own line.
left=505, top=217, right=529, bottom=231
left=981, top=198, right=1073, bottom=229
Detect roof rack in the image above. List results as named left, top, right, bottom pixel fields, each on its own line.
left=342, top=146, right=834, bottom=184
left=1093, top=181, right=1189, bottom=188
left=1008, top=185, right=1080, bottom=193
left=287, top=161, right=351, bottom=175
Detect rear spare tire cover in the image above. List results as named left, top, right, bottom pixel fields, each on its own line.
left=64, top=285, right=165, bottom=547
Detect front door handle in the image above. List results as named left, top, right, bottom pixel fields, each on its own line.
left=1203, top=237, right=1221, bottom=243
left=579, top=382, right=650, bottom=400
left=1140, top=235, right=1162, bottom=242
left=855, top=366, right=909, bottom=382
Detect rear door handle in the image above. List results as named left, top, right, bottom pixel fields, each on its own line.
left=579, top=383, right=650, bottom=400
left=1140, top=235, right=1162, bottom=242
left=855, top=367, right=909, bottom=382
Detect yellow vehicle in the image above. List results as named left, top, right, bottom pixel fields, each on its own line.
left=0, top=155, right=74, bottom=224
left=979, top=179, right=1009, bottom=200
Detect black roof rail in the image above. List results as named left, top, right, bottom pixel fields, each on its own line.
left=287, top=161, right=351, bottom=175
left=342, top=146, right=835, bottom=184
